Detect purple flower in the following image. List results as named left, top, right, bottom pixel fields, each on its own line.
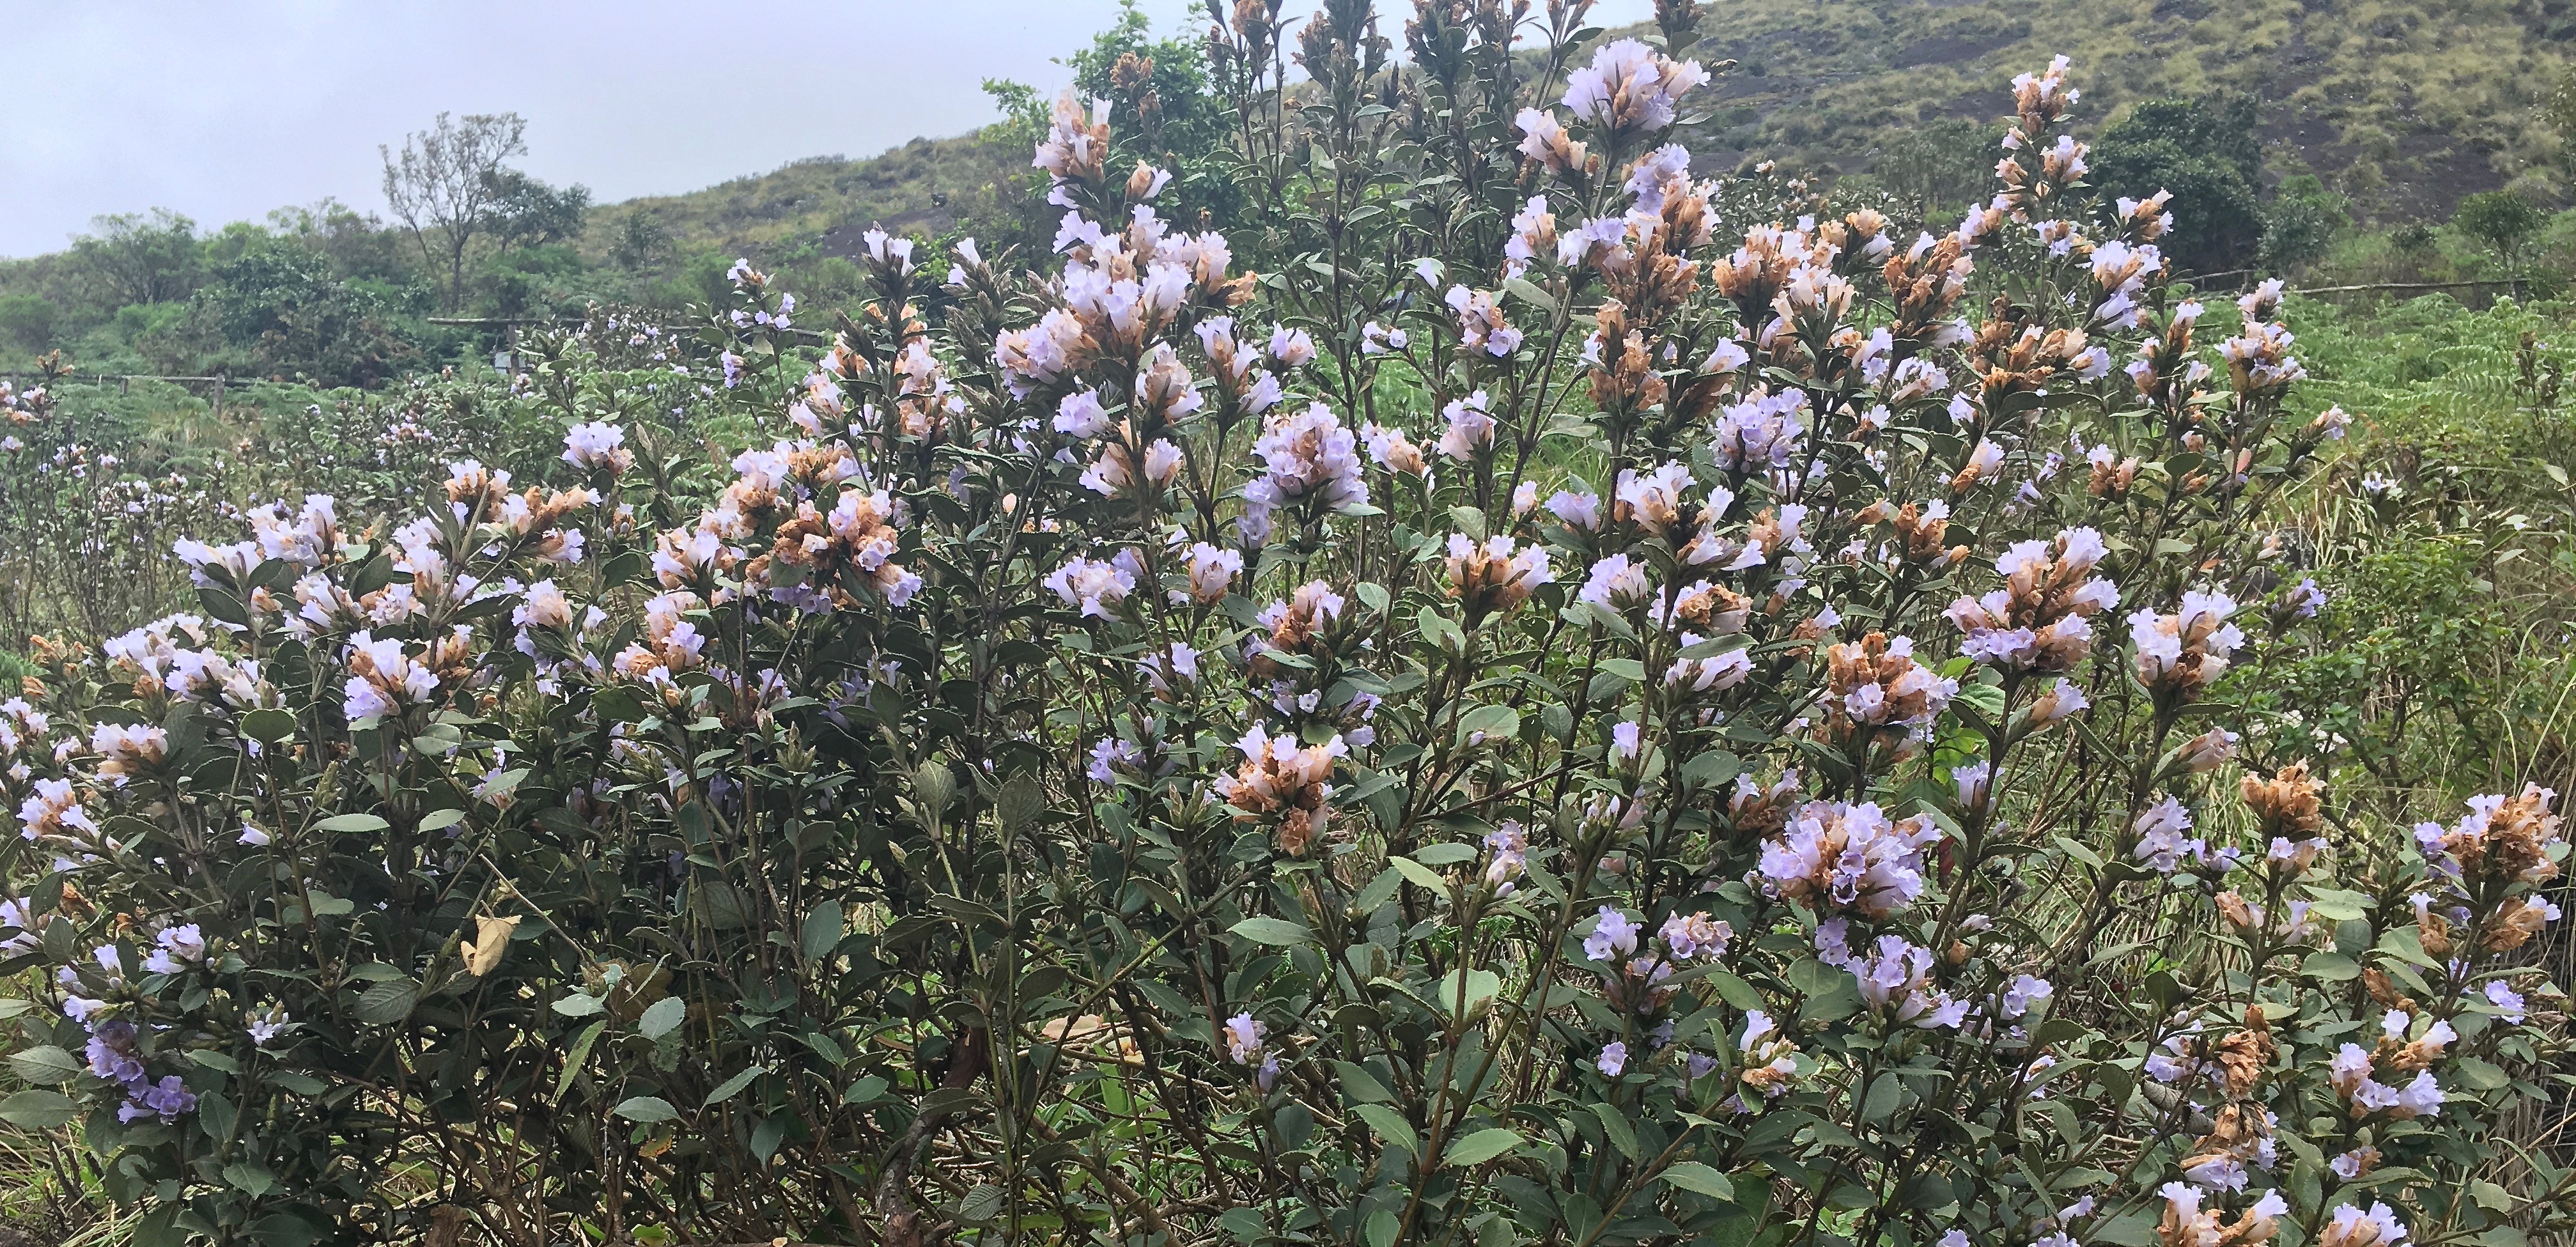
left=1583, top=906, right=1641, bottom=962
left=85, top=1020, right=143, bottom=1085
left=118, top=1074, right=198, bottom=1123
left=2483, top=980, right=2527, bottom=1024
left=1596, top=1041, right=1628, bottom=1077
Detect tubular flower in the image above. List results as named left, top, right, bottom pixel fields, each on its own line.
left=2130, top=591, right=2245, bottom=699
left=1944, top=527, right=2119, bottom=671
left=1215, top=724, right=1346, bottom=855
left=1758, top=800, right=1943, bottom=918
left=1445, top=534, right=1553, bottom=619
left=1562, top=37, right=1709, bottom=139
left=1824, top=633, right=1957, bottom=730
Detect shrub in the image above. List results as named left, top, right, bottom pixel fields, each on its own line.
left=0, top=32, right=2568, bottom=1247
left=2090, top=95, right=2266, bottom=275
left=2453, top=193, right=2545, bottom=272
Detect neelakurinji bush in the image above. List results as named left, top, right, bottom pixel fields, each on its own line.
left=0, top=5, right=2569, bottom=1247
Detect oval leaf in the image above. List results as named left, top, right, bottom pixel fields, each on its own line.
left=639, top=995, right=687, bottom=1041
left=1228, top=917, right=1314, bottom=947
left=0, top=1089, right=76, bottom=1129
left=1443, top=1126, right=1523, bottom=1168
left=1660, top=1161, right=1736, bottom=1201
left=6, top=1046, right=82, bottom=1085
left=614, top=1096, right=679, bottom=1124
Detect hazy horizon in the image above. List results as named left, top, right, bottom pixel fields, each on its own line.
left=0, top=0, right=1658, bottom=259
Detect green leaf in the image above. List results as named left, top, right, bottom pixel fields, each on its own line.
left=1501, top=275, right=1559, bottom=314
left=1229, top=917, right=1314, bottom=947
left=802, top=902, right=846, bottom=962
left=1388, top=856, right=1449, bottom=892
left=1861, top=1074, right=1902, bottom=1124
left=2454, top=1057, right=2511, bottom=1090
left=639, top=996, right=687, bottom=1041
left=133, top=1207, right=185, bottom=1247
left=552, top=992, right=605, bottom=1018
left=1353, top=1103, right=1420, bottom=1158
left=997, top=771, right=1047, bottom=830
left=6, top=1046, right=81, bottom=1085
left=0, top=1089, right=76, bottom=1129
left=247, top=1212, right=327, bottom=1247
left=1680, top=748, right=1744, bottom=789
left=354, top=982, right=417, bottom=1026
left=704, top=1064, right=768, bottom=1108
left=1587, top=1100, right=1640, bottom=1159
left=959, top=1182, right=1006, bottom=1224
left=553, top=1021, right=606, bottom=1103
left=1707, top=971, right=1764, bottom=1012
left=2302, top=887, right=2371, bottom=922
left=1443, top=1126, right=1523, bottom=1167
left=1418, top=610, right=1467, bottom=655
left=1221, top=1207, right=1269, bottom=1244
left=1660, top=1161, right=1736, bottom=1201
left=1436, top=968, right=1503, bottom=1021
left=614, top=1096, right=680, bottom=1124
left=1955, top=681, right=2006, bottom=718
left=1332, top=1060, right=1394, bottom=1104
left=2090, top=1211, right=2159, bottom=1247
left=222, top=1161, right=279, bottom=1198
left=240, top=708, right=297, bottom=744
left=417, top=808, right=467, bottom=833
left=1456, top=704, right=1521, bottom=743
left=313, top=812, right=390, bottom=834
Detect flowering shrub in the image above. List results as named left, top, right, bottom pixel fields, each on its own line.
left=1, top=13, right=2569, bottom=1247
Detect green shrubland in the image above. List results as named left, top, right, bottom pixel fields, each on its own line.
left=0, top=5, right=2564, bottom=1247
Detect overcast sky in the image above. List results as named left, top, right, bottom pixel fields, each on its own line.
left=0, top=0, right=1659, bottom=259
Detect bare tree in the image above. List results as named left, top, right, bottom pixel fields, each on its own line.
left=380, top=112, right=528, bottom=309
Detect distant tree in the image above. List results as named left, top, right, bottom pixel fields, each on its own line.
left=2540, top=66, right=2576, bottom=155
left=485, top=168, right=593, bottom=251
left=980, top=77, right=1047, bottom=137
left=267, top=199, right=419, bottom=286
left=2090, top=95, right=2267, bottom=275
left=966, top=1, right=1236, bottom=261
left=609, top=208, right=671, bottom=272
left=1067, top=1, right=1230, bottom=189
left=1877, top=119, right=2005, bottom=219
left=381, top=112, right=529, bottom=309
left=0, top=293, right=56, bottom=353
left=192, top=240, right=415, bottom=387
left=2258, top=174, right=2352, bottom=273
left=2454, top=190, right=2543, bottom=270
left=68, top=208, right=202, bottom=307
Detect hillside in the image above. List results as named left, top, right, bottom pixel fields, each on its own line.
left=1681, top=0, right=2572, bottom=219
left=586, top=132, right=1021, bottom=265
left=601, top=0, right=2572, bottom=253
left=8, top=0, right=2572, bottom=387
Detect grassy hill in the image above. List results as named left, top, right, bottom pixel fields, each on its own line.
left=1679, top=0, right=2572, bottom=220
left=586, top=133, right=1020, bottom=266
left=10, top=0, right=2572, bottom=385
left=603, top=0, right=2576, bottom=256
